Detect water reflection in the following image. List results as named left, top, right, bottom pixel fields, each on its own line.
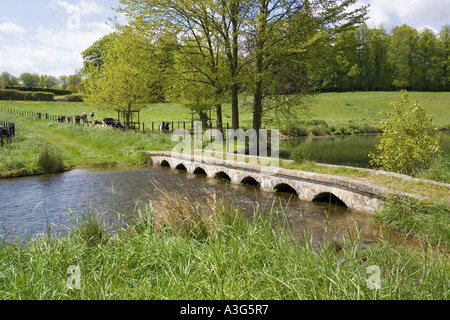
left=280, top=131, right=450, bottom=168
left=0, top=166, right=379, bottom=244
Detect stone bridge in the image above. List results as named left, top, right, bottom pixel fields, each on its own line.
left=148, top=151, right=422, bottom=214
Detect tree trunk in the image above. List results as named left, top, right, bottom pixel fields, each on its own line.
left=216, top=104, right=223, bottom=131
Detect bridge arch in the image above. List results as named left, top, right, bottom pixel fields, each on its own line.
left=160, top=159, right=171, bottom=168
left=274, top=183, right=298, bottom=196
left=193, top=167, right=207, bottom=175
left=313, top=192, right=348, bottom=208
left=241, top=176, right=261, bottom=187
left=175, top=163, right=187, bottom=171
left=215, top=171, right=231, bottom=181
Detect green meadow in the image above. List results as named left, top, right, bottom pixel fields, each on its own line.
left=2, top=91, right=450, bottom=132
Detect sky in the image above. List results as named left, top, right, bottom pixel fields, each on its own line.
left=0, top=0, right=449, bottom=78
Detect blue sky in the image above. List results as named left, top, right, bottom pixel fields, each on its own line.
left=0, top=0, right=449, bottom=78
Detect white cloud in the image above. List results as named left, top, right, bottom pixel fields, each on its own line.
left=0, top=22, right=26, bottom=36
left=363, top=0, right=450, bottom=28
left=52, top=0, right=107, bottom=16
left=0, top=21, right=113, bottom=76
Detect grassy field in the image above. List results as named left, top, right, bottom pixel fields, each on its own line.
left=2, top=91, right=450, bottom=133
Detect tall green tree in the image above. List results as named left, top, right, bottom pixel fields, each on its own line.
left=439, top=25, right=450, bottom=91
left=244, top=0, right=367, bottom=132
left=121, top=0, right=244, bottom=128
left=83, top=28, right=161, bottom=123
left=416, top=28, right=444, bottom=91
left=389, top=25, right=420, bottom=89
left=19, top=73, right=40, bottom=87
left=0, top=72, right=19, bottom=87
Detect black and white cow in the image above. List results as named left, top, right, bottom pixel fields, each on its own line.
left=80, top=113, right=87, bottom=124
left=103, top=118, right=123, bottom=129
left=159, top=122, right=170, bottom=131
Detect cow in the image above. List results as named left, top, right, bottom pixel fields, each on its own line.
left=75, top=115, right=81, bottom=124
left=57, top=116, right=66, bottom=123
left=80, top=113, right=87, bottom=124
left=103, top=118, right=123, bottom=129
left=90, top=113, right=95, bottom=121
left=0, top=125, right=7, bottom=136
left=66, top=116, right=72, bottom=124
left=159, top=122, right=170, bottom=132
left=103, top=118, right=115, bottom=127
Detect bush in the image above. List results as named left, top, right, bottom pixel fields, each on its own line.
left=0, top=89, right=54, bottom=101
left=38, top=146, right=65, bottom=173
left=31, top=91, right=54, bottom=101
left=369, top=90, right=443, bottom=175
left=57, top=94, right=84, bottom=102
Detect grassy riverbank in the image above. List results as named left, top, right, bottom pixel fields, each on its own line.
left=0, top=110, right=176, bottom=178
left=0, top=191, right=448, bottom=300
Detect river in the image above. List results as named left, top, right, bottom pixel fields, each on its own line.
left=0, top=166, right=378, bottom=244
left=3, top=132, right=448, bottom=244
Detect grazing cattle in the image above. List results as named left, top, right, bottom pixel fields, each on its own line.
left=66, top=116, right=72, bottom=124
left=57, top=116, right=66, bottom=123
left=90, top=113, right=95, bottom=120
left=103, top=118, right=115, bottom=126
left=159, top=122, right=170, bottom=131
left=93, top=120, right=102, bottom=125
left=80, top=113, right=87, bottom=124
left=0, top=125, right=7, bottom=136
left=103, top=118, right=123, bottom=129
left=75, top=115, right=81, bottom=124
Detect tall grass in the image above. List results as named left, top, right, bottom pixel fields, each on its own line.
left=0, top=189, right=448, bottom=300
left=375, top=195, right=450, bottom=247
left=38, top=146, right=64, bottom=173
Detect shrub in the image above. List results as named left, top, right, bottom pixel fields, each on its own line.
left=57, top=94, right=84, bottom=102
left=31, top=92, right=54, bottom=101
left=38, top=146, right=65, bottom=173
left=0, top=89, right=54, bottom=101
left=369, top=90, right=443, bottom=175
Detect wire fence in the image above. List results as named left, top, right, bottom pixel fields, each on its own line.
left=0, top=106, right=230, bottom=134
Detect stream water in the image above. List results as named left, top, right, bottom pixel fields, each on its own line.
left=0, top=166, right=378, bottom=244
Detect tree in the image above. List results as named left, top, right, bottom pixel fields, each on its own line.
left=38, top=75, right=59, bottom=89
left=416, top=28, right=444, bottom=91
left=369, top=90, right=443, bottom=175
left=0, top=72, right=19, bottom=87
left=20, top=73, right=40, bottom=87
left=83, top=28, right=161, bottom=124
left=440, top=25, right=450, bottom=91
left=119, top=0, right=241, bottom=129
left=389, top=25, right=420, bottom=89
left=244, top=0, right=367, bottom=132
left=82, top=34, right=114, bottom=71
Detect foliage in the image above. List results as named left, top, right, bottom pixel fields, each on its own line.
left=0, top=89, right=54, bottom=101
left=37, top=146, right=65, bottom=174
left=83, top=28, right=162, bottom=123
left=369, top=90, right=443, bottom=175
